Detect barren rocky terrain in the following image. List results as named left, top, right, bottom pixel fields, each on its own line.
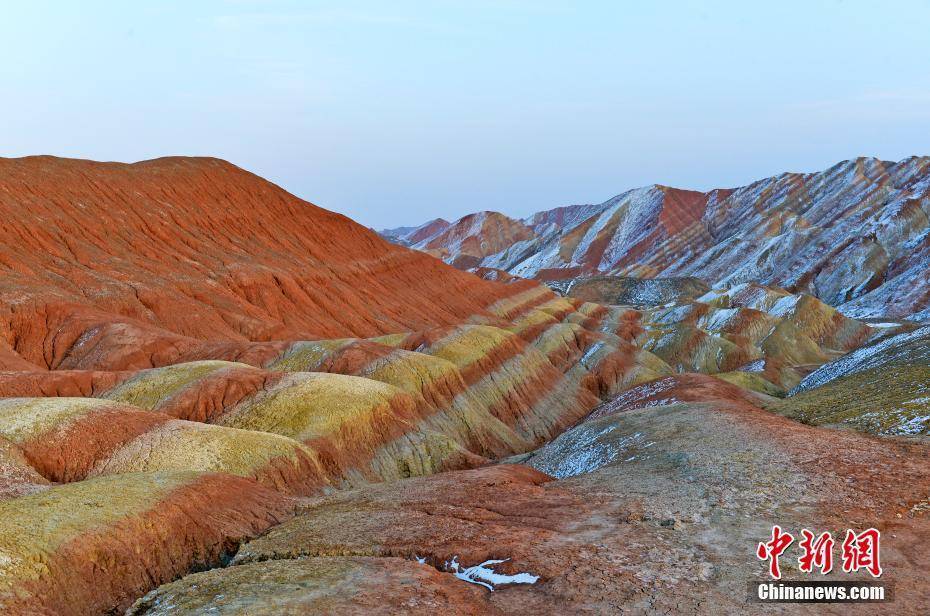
left=0, top=156, right=926, bottom=614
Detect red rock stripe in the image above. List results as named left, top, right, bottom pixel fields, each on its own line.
left=0, top=370, right=131, bottom=398
left=20, top=406, right=171, bottom=483
left=9, top=473, right=293, bottom=616
left=155, top=367, right=287, bottom=423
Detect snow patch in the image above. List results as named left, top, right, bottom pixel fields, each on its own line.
left=893, top=415, right=930, bottom=435
left=740, top=359, right=767, bottom=373
left=444, top=556, right=539, bottom=591
left=767, top=294, right=801, bottom=317
left=531, top=425, right=650, bottom=478
left=580, top=341, right=606, bottom=365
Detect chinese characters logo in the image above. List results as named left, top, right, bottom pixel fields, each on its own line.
left=757, top=526, right=882, bottom=579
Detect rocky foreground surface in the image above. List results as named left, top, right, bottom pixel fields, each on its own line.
left=0, top=156, right=926, bottom=614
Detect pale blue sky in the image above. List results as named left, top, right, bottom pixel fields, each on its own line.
left=2, top=1, right=929, bottom=228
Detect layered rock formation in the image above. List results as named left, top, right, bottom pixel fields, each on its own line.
left=132, top=389, right=930, bottom=613
left=561, top=275, right=710, bottom=307
left=0, top=156, right=537, bottom=372
left=0, top=156, right=658, bottom=613
left=1, top=156, right=927, bottom=614
left=386, top=156, right=930, bottom=319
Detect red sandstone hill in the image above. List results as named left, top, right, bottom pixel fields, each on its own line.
left=0, top=156, right=535, bottom=370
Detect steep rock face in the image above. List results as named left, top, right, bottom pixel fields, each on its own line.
left=387, top=157, right=930, bottom=318
left=0, top=156, right=536, bottom=370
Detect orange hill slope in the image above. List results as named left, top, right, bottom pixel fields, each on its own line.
left=0, top=156, right=535, bottom=370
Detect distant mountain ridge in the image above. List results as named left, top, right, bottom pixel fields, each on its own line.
left=383, top=156, right=930, bottom=319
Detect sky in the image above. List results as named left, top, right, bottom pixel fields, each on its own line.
left=2, top=1, right=929, bottom=229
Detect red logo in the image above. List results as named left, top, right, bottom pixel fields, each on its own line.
left=756, top=525, right=794, bottom=579
left=798, top=529, right=834, bottom=574
left=757, top=526, right=882, bottom=579
left=841, top=528, right=883, bottom=577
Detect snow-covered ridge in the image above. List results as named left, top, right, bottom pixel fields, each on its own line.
left=791, top=325, right=930, bottom=393
left=383, top=156, right=930, bottom=319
